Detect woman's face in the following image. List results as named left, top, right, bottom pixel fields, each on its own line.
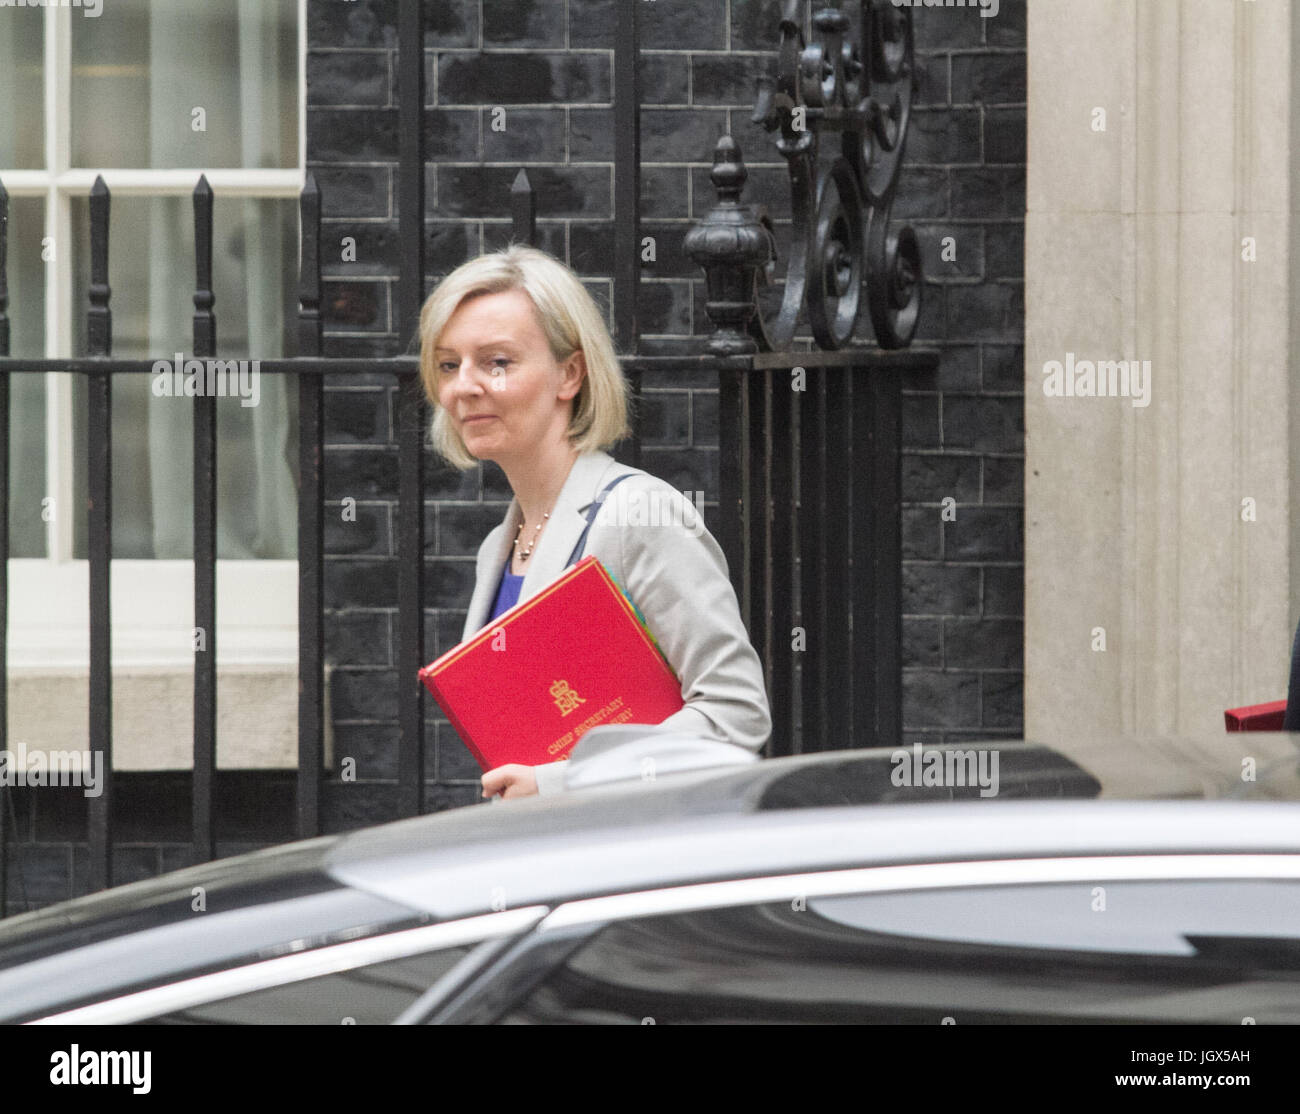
left=434, top=289, right=585, bottom=467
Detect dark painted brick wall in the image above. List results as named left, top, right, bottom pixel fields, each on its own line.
left=3, top=0, right=1024, bottom=915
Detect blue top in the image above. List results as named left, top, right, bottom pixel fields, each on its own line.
left=489, top=564, right=525, bottom=622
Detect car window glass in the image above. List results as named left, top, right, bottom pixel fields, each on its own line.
left=140, top=945, right=473, bottom=1024
left=809, top=880, right=1300, bottom=955
left=498, top=880, right=1300, bottom=1024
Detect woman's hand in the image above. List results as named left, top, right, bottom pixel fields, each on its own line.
left=482, top=764, right=538, bottom=800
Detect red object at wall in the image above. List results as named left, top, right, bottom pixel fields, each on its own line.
left=419, top=556, right=685, bottom=772
left=1224, top=700, right=1287, bottom=731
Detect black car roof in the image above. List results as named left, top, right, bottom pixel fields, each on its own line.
left=2, top=736, right=1296, bottom=953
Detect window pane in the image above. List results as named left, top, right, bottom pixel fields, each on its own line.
left=71, top=0, right=298, bottom=170
left=500, top=882, right=1300, bottom=1024
left=70, top=194, right=299, bottom=559
left=0, top=6, right=45, bottom=169
left=143, top=945, right=474, bottom=1025
left=5, top=195, right=46, bottom=557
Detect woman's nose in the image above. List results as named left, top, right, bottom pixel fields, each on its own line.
left=446, top=361, right=484, bottom=395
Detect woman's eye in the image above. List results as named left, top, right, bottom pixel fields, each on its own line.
left=491, top=357, right=510, bottom=369
left=438, top=362, right=457, bottom=373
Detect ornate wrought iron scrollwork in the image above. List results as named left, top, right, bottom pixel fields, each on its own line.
left=691, top=1, right=921, bottom=353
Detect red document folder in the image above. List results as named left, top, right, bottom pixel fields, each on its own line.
left=1224, top=700, right=1287, bottom=731
left=419, top=556, right=685, bottom=772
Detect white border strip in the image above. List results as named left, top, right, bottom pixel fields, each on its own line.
left=538, top=855, right=1300, bottom=930
left=28, top=905, right=549, bottom=1025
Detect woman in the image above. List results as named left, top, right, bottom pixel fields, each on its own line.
left=418, top=245, right=771, bottom=800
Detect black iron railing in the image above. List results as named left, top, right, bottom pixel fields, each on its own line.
left=0, top=0, right=936, bottom=917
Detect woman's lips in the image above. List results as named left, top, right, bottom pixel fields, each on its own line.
left=463, top=415, right=496, bottom=424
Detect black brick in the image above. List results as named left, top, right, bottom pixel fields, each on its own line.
left=982, top=671, right=1023, bottom=728
left=422, top=558, right=478, bottom=608
left=944, top=507, right=1022, bottom=561
left=904, top=563, right=981, bottom=616
left=482, top=107, right=565, bottom=161
left=423, top=783, right=484, bottom=812
left=913, top=284, right=946, bottom=345
left=895, top=168, right=949, bottom=220
left=692, top=54, right=771, bottom=107
left=903, top=506, right=941, bottom=560
left=943, top=395, right=1022, bottom=453
left=691, top=165, right=791, bottom=222
left=952, top=53, right=1025, bottom=105
left=307, top=108, right=398, bottom=160
left=331, top=723, right=400, bottom=779
left=948, top=283, right=1022, bottom=342
left=436, top=721, right=484, bottom=781
left=902, top=452, right=980, bottom=503
left=482, top=221, right=566, bottom=258
left=902, top=394, right=940, bottom=449
left=425, top=221, right=476, bottom=275
left=325, top=558, right=398, bottom=609
left=903, top=670, right=981, bottom=729
left=640, top=391, right=690, bottom=445
left=330, top=668, right=398, bottom=721
left=424, top=0, right=478, bottom=48
left=321, top=782, right=403, bottom=833
left=951, top=166, right=1024, bottom=217
left=642, top=166, right=690, bottom=219
left=907, top=343, right=980, bottom=392
left=569, top=0, right=614, bottom=49
left=982, top=345, right=1024, bottom=391
left=731, top=0, right=786, bottom=51
left=641, top=108, right=726, bottom=163
left=692, top=390, right=719, bottom=447
left=913, top=51, right=950, bottom=108
left=569, top=108, right=613, bottom=161
left=637, top=279, right=692, bottom=335
left=426, top=108, right=480, bottom=160
left=324, top=446, right=398, bottom=500
left=483, top=0, right=566, bottom=47
left=636, top=448, right=715, bottom=501
left=903, top=618, right=942, bottom=667
left=642, top=0, right=726, bottom=51
left=909, top=108, right=981, bottom=165
left=439, top=165, right=611, bottom=218
left=5, top=845, right=72, bottom=906
left=915, top=223, right=984, bottom=281
left=983, top=456, right=1023, bottom=504
left=324, top=501, right=389, bottom=556
left=308, top=0, right=397, bottom=49
left=325, top=610, right=391, bottom=667
left=983, top=565, right=1023, bottom=616
left=436, top=502, right=507, bottom=556
left=569, top=221, right=615, bottom=273
left=914, top=9, right=987, bottom=51
left=323, top=280, right=389, bottom=332
left=985, top=107, right=1026, bottom=163
left=985, top=222, right=1023, bottom=280
left=643, top=54, right=691, bottom=106
left=438, top=53, right=610, bottom=105
left=945, top=618, right=1022, bottom=669
left=308, top=51, right=389, bottom=107
left=321, top=222, right=400, bottom=277
left=986, top=0, right=1027, bottom=48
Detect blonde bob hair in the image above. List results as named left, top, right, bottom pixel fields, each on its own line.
left=418, top=244, right=630, bottom=471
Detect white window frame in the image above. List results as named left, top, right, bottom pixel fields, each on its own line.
left=3, top=1, right=308, bottom=670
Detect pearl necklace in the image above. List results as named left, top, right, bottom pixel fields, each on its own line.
left=513, top=510, right=550, bottom=562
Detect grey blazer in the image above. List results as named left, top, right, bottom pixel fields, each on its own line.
left=461, top=449, right=772, bottom=795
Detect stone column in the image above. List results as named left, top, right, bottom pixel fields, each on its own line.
left=1025, top=0, right=1295, bottom=740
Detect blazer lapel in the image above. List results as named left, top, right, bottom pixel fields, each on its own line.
left=460, top=450, right=625, bottom=640
left=518, top=450, right=621, bottom=600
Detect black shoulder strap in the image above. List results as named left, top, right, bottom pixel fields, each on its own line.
left=566, top=472, right=635, bottom=568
